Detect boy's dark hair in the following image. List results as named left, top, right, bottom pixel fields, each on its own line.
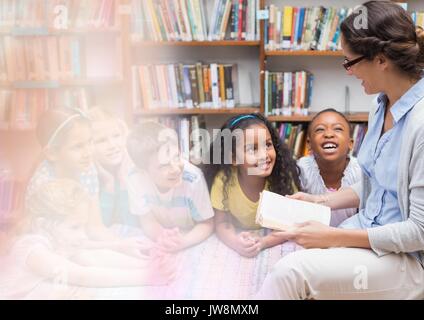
left=308, top=108, right=353, bottom=138
left=202, top=113, right=301, bottom=208
left=341, top=1, right=424, bottom=79
left=127, top=121, right=177, bottom=170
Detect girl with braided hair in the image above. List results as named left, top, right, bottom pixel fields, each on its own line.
left=259, top=1, right=424, bottom=299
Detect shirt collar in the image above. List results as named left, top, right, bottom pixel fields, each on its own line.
left=376, top=77, right=424, bottom=123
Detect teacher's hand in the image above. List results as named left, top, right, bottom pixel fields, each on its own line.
left=286, top=192, right=320, bottom=203
left=277, top=221, right=339, bottom=249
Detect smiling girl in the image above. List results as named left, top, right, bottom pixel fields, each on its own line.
left=203, top=114, right=301, bottom=258
left=298, top=108, right=361, bottom=226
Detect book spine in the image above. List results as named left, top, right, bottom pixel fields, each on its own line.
left=208, top=0, right=220, bottom=41
left=188, top=64, right=199, bottom=108
left=220, top=0, right=232, bottom=41
left=185, top=0, right=197, bottom=41
left=264, top=70, right=269, bottom=116
left=175, top=0, right=187, bottom=41
left=291, top=7, right=298, bottom=50
left=217, top=64, right=226, bottom=107
left=230, top=0, right=237, bottom=40
left=237, top=0, right=243, bottom=40
left=192, top=0, right=205, bottom=41
left=168, top=64, right=179, bottom=108
left=180, top=0, right=193, bottom=41
left=282, top=6, right=293, bottom=49
left=210, top=63, right=220, bottom=108
left=175, top=64, right=185, bottom=107
left=214, top=0, right=226, bottom=41
left=242, top=0, right=247, bottom=40
left=196, top=62, right=205, bottom=107
left=182, top=65, right=193, bottom=108
left=202, top=65, right=211, bottom=108
left=224, top=64, right=234, bottom=108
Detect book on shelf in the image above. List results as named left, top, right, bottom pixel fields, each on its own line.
left=350, top=123, right=367, bottom=158
left=264, top=5, right=352, bottom=51
left=131, top=0, right=259, bottom=42
left=1, top=36, right=83, bottom=82
left=0, top=90, right=13, bottom=130
left=1, top=35, right=122, bottom=83
left=256, top=190, right=331, bottom=231
left=0, top=170, right=21, bottom=222
left=0, top=88, right=90, bottom=131
left=0, top=0, right=118, bottom=32
left=265, top=70, right=314, bottom=116
left=277, top=123, right=308, bottom=160
left=139, top=115, right=207, bottom=163
left=412, top=11, right=424, bottom=28
left=132, top=62, right=238, bottom=112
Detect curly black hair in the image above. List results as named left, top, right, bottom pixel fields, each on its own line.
left=202, top=113, right=301, bottom=209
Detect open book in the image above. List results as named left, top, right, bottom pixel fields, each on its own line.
left=256, top=191, right=331, bottom=231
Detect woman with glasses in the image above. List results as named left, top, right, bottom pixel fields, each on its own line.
left=259, top=1, right=424, bottom=299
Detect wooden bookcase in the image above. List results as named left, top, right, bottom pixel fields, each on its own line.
left=120, top=0, right=370, bottom=123
left=0, top=1, right=125, bottom=182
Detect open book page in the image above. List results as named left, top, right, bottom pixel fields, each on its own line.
left=256, top=191, right=331, bottom=231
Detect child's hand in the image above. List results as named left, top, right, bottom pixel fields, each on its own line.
left=234, top=231, right=262, bottom=258
left=269, top=230, right=290, bottom=242
left=145, top=248, right=177, bottom=285
left=157, top=228, right=186, bottom=253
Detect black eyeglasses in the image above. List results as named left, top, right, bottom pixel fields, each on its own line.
left=343, top=55, right=366, bottom=70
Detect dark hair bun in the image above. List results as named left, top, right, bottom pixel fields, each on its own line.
left=341, top=1, right=423, bottom=78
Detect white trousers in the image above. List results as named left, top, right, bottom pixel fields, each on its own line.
left=257, top=248, right=424, bottom=300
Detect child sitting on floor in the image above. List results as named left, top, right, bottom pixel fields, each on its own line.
left=297, top=108, right=362, bottom=226
left=88, top=107, right=139, bottom=228
left=203, top=114, right=301, bottom=258
left=126, top=121, right=214, bottom=252
left=0, top=179, right=175, bottom=299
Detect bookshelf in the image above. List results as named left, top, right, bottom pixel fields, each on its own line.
left=267, top=112, right=369, bottom=123
left=125, top=0, right=264, bottom=128
left=0, top=0, right=127, bottom=223
left=134, top=40, right=261, bottom=47
left=122, top=0, right=376, bottom=121
left=135, top=107, right=261, bottom=116
left=265, top=50, right=344, bottom=56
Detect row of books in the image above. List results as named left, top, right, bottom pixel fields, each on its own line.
left=0, top=36, right=83, bottom=82
left=132, top=63, right=238, bottom=111
left=277, top=122, right=367, bottom=160
left=146, top=115, right=206, bottom=163
left=131, top=0, right=259, bottom=42
left=208, top=0, right=259, bottom=41
left=412, top=11, right=424, bottom=28
left=265, top=6, right=352, bottom=51
left=0, top=0, right=117, bottom=31
left=0, top=170, right=21, bottom=222
left=265, top=71, right=314, bottom=116
left=350, top=123, right=367, bottom=158
left=278, top=123, right=308, bottom=160
left=0, top=89, right=90, bottom=130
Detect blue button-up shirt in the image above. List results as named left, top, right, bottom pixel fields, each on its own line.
left=340, top=77, right=424, bottom=230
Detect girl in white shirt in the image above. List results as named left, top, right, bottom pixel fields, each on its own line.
left=297, top=108, right=361, bottom=226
